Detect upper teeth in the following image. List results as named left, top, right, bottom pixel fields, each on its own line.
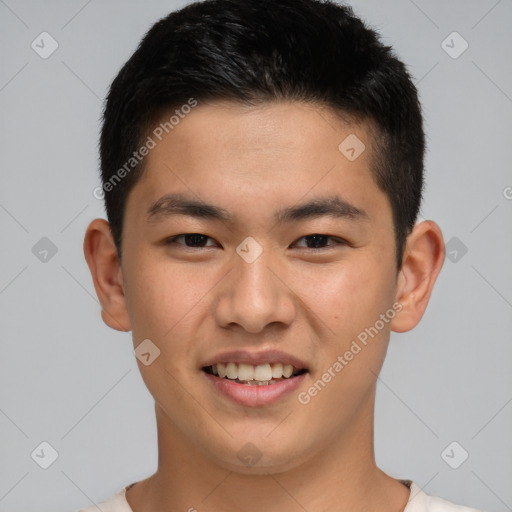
left=211, top=363, right=296, bottom=381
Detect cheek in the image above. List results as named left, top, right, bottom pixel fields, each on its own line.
left=123, top=258, right=209, bottom=393
left=294, top=262, right=396, bottom=415
left=123, top=256, right=209, bottom=342
left=290, top=256, right=394, bottom=337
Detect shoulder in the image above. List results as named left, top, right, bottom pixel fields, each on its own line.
left=404, top=481, right=483, bottom=512
left=74, top=486, right=133, bottom=512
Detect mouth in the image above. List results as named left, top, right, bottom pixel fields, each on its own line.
left=201, top=352, right=309, bottom=407
left=202, top=362, right=307, bottom=386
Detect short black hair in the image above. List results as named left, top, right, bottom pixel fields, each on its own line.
left=99, top=0, right=425, bottom=270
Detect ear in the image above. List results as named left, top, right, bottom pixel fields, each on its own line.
left=83, top=218, right=131, bottom=332
left=391, top=220, right=445, bottom=333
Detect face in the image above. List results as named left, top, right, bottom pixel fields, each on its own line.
left=117, top=101, right=402, bottom=473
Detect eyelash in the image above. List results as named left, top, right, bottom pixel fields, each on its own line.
left=164, top=233, right=348, bottom=250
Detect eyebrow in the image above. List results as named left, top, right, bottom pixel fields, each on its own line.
left=145, top=193, right=369, bottom=226
left=275, top=196, right=368, bottom=224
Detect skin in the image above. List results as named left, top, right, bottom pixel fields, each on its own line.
left=84, top=100, right=445, bottom=512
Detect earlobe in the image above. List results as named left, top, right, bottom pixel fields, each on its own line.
left=391, top=220, right=445, bottom=333
left=83, top=219, right=131, bottom=332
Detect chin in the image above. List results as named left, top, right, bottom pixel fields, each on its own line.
left=205, top=434, right=316, bottom=476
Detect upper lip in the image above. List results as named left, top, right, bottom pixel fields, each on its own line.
left=201, top=349, right=309, bottom=371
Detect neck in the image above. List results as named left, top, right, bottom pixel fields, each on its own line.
left=126, top=387, right=409, bottom=512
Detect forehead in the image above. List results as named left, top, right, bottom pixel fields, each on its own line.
left=126, top=100, right=390, bottom=229
left=148, top=100, right=373, bottom=164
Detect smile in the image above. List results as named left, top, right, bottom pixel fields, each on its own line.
left=203, top=362, right=306, bottom=385
left=202, top=362, right=308, bottom=406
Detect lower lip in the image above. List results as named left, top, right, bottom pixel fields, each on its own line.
left=202, top=371, right=307, bottom=407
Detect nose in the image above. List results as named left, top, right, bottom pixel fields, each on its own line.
left=213, top=247, right=296, bottom=334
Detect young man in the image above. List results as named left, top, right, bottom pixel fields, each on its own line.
left=82, top=0, right=480, bottom=510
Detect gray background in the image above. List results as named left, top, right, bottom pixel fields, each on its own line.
left=1, top=1, right=511, bottom=511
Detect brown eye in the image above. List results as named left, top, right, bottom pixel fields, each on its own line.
left=293, top=235, right=347, bottom=250
left=166, top=233, right=217, bottom=248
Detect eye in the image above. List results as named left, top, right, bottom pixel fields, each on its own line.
left=165, top=233, right=218, bottom=248
left=292, top=234, right=347, bottom=250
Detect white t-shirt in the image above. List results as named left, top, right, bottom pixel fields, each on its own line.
left=77, top=480, right=483, bottom=512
